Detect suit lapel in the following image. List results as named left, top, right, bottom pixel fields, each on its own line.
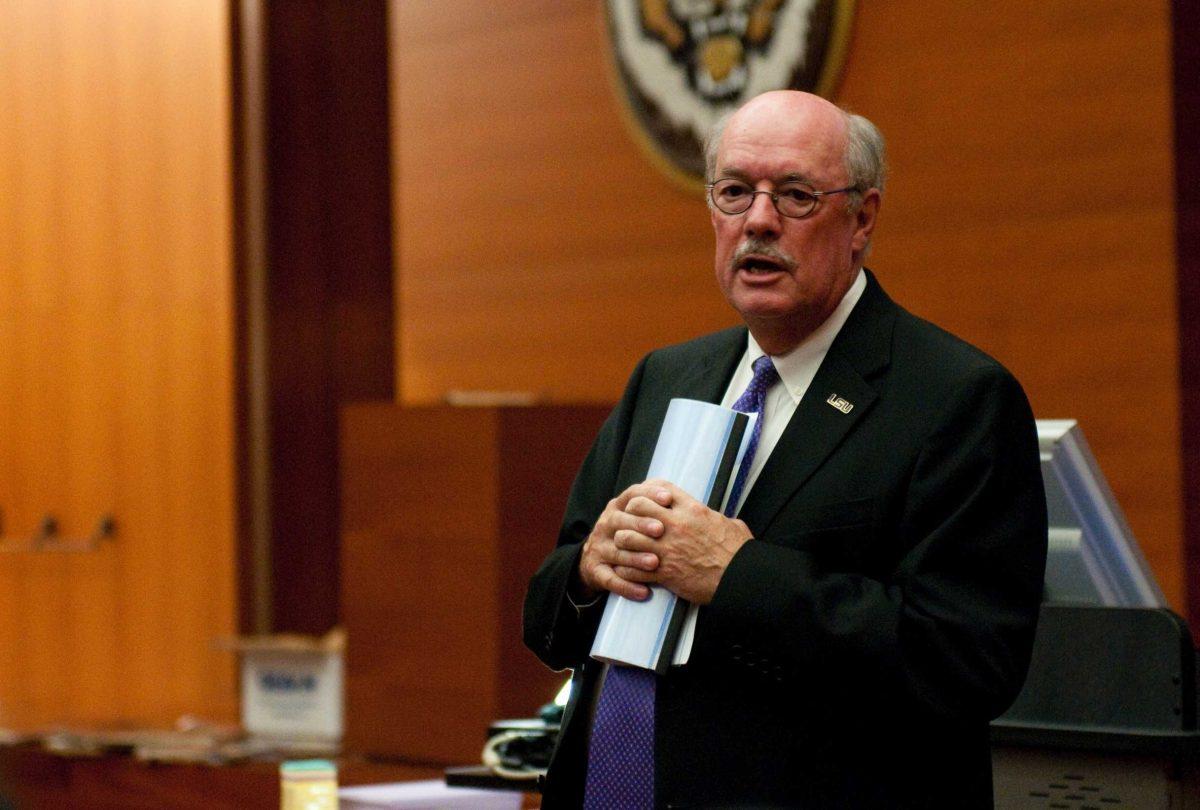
left=736, top=272, right=897, bottom=537
left=735, top=351, right=878, bottom=535
left=674, top=329, right=746, bottom=405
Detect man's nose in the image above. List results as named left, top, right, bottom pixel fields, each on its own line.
left=743, top=191, right=782, bottom=239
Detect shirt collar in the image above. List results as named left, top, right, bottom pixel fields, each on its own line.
left=746, top=268, right=867, bottom=403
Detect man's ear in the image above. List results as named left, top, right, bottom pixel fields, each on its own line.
left=852, top=188, right=881, bottom=253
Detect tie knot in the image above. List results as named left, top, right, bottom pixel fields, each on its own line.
left=750, top=355, right=779, bottom=388
left=731, top=356, right=779, bottom=414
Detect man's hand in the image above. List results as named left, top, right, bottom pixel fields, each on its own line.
left=576, top=484, right=670, bottom=602
left=615, top=479, right=754, bottom=604
left=578, top=479, right=754, bottom=604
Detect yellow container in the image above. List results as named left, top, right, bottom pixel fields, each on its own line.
left=281, top=759, right=338, bottom=810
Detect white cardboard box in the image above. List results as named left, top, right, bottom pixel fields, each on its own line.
left=224, top=629, right=345, bottom=742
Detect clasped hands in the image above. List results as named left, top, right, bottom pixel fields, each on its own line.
left=576, top=479, right=753, bottom=605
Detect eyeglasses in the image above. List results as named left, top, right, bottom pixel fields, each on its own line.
left=707, top=178, right=859, bottom=219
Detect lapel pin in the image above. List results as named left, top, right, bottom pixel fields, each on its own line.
left=826, top=393, right=854, bottom=414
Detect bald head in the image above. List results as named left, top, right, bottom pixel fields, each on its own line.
left=731, top=91, right=848, bottom=146
left=704, top=91, right=887, bottom=196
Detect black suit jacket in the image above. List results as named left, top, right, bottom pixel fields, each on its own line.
left=524, top=272, right=1047, bottom=808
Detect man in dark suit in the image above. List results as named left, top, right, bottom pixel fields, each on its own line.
left=524, top=91, right=1047, bottom=808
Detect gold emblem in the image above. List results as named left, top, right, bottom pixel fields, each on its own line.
left=826, top=393, right=853, bottom=414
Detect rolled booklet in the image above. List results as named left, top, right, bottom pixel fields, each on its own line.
left=589, top=398, right=755, bottom=673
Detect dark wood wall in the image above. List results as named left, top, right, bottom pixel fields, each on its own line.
left=1172, top=0, right=1200, bottom=629
left=340, top=405, right=611, bottom=761
left=235, top=0, right=396, bottom=634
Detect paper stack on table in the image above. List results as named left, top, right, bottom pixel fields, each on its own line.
left=338, top=780, right=522, bottom=809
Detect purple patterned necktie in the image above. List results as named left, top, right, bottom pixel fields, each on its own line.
left=583, top=355, right=778, bottom=808
left=584, top=665, right=656, bottom=808
left=724, top=355, right=780, bottom=517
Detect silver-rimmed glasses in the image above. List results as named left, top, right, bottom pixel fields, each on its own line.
left=707, top=178, right=858, bottom=219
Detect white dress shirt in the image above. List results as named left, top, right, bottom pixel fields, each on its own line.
left=719, top=268, right=867, bottom=516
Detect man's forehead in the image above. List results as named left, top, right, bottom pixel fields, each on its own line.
left=715, top=122, right=844, bottom=182
left=717, top=166, right=819, bottom=185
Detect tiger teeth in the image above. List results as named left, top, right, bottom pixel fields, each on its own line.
left=697, top=62, right=748, bottom=97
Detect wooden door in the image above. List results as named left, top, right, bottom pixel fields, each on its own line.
left=0, top=0, right=239, bottom=728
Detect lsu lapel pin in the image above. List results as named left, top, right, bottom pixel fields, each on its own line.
left=826, top=393, right=854, bottom=414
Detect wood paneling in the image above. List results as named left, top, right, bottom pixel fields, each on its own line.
left=390, top=2, right=1184, bottom=608
left=0, top=1, right=237, bottom=727
left=246, top=0, right=396, bottom=635
left=1172, top=0, right=1200, bottom=628
left=391, top=2, right=731, bottom=405
left=340, top=404, right=609, bottom=763
left=838, top=3, right=1181, bottom=608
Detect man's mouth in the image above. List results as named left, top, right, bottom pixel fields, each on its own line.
left=736, top=255, right=786, bottom=275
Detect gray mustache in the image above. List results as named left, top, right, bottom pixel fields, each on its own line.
left=731, top=239, right=797, bottom=271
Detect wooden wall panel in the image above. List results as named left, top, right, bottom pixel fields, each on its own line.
left=390, top=2, right=1184, bottom=609
left=250, top=0, right=397, bottom=636
left=1172, top=0, right=1200, bottom=628
left=340, top=404, right=609, bottom=763
left=392, top=2, right=732, bottom=404
left=837, top=3, right=1181, bottom=607
left=0, top=1, right=238, bottom=727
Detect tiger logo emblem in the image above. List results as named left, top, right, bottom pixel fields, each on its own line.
left=605, top=0, right=855, bottom=186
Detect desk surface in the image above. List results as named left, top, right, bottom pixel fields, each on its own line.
left=0, top=745, right=441, bottom=810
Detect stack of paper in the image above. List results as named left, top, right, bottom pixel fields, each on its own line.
left=590, top=399, right=754, bottom=672
left=338, top=780, right=521, bottom=809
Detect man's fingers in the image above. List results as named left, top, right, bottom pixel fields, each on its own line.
left=607, top=542, right=659, bottom=571
left=612, top=565, right=657, bottom=584
left=642, top=478, right=684, bottom=505
left=613, top=480, right=676, bottom=511
left=604, top=509, right=663, bottom=537
left=624, top=494, right=672, bottom=522
left=613, top=529, right=659, bottom=555
left=594, top=565, right=651, bottom=600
